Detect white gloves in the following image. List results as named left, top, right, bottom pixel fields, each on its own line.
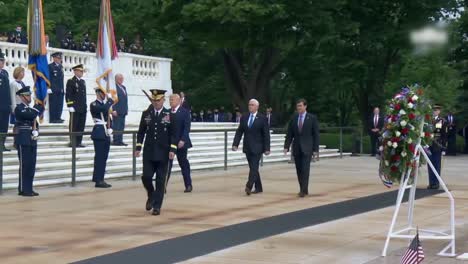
left=442, top=151, right=446, bottom=156
left=32, top=130, right=39, bottom=139
left=69, top=107, right=75, bottom=113
left=107, top=93, right=113, bottom=99
left=107, top=128, right=113, bottom=136
left=47, top=89, right=53, bottom=94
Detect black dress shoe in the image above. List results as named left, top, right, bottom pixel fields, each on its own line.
left=298, top=192, right=306, bottom=198
left=32, top=191, right=39, bottom=196
left=252, top=190, right=263, bottom=194
left=245, top=187, right=251, bottom=196
left=184, top=185, right=193, bottom=193
left=21, top=192, right=35, bottom=197
left=18, top=191, right=23, bottom=196
left=95, top=181, right=112, bottom=188
left=427, top=185, right=439, bottom=190
left=77, top=144, right=86, bottom=148
left=152, top=208, right=160, bottom=215
left=146, top=198, right=152, bottom=211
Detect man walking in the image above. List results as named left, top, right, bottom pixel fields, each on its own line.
left=368, top=107, right=384, bottom=156
left=168, top=93, right=193, bottom=193
left=232, top=99, right=270, bottom=195
left=111, top=73, right=128, bottom=146
left=284, top=99, right=320, bottom=197
left=135, top=89, right=177, bottom=215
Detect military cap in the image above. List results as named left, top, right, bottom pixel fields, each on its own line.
left=433, top=104, right=442, bottom=110
left=72, top=64, right=84, bottom=71
left=16, top=86, right=32, bottom=96
left=51, top=52, right=62, bottom=58
left=149, top=89, right=166, bottom=100
left=94, top=87, right=105, bottom=94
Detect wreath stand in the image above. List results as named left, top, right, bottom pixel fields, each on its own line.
left=381, top=143, right=456, bottom=257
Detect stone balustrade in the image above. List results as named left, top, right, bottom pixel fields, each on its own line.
left=0, top=42, right=172, bottom=123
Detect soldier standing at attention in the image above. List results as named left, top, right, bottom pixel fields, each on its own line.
left=15, top=86, right=44, bottom=196
left=66, top=64, right=87, bottom=147
left=48, top=52, right=65, bottom=123
left=135, top=89, right=177, bottom=216
left=427, top=104, right=448, bottom=190
left=90, top=88, right=114, bottom=188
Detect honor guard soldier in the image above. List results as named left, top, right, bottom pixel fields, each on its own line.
left=15, top=86, right=44, bottom=196
left=66, top=64, right=87, bottom=147
left=90, top=88, right=114, bottom=188
left=48, top=52, right=65, bottom=123
left=135, top=89, right=177, bottom=216
left=427, top=104, right=448, bottom=190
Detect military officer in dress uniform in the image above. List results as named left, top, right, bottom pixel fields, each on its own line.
left=66, top=64, right=87, bottom=147
left=427, top=104, right=448, bottom=190
left=0, top=53, right=12, bottom=151
left=90, top=88, right=114, bottom=188
left=135, top=89, right=177, bottom=216
left=15, top=86, right=44, bottom=196
left=48, top=52, right=65, bottom=123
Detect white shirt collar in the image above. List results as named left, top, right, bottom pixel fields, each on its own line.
left=154, top=107, right=163, bottom=115
left=250, top=112, right=258, bottom=117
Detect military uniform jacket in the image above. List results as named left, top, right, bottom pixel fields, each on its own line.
left=14, top=103, right=44, bottom=146
left=432, top=116, right=448, bottom=152
left=90, top=99, right=114, bottom=141
left=136, top=107, right=177, bottom=161
left=0, top=73, right=11, bottom=112
left=66, top=76, right=87, bottom=113
left=48, top=62, right=64, bottom=94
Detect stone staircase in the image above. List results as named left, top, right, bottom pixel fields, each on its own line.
left=1, top=123, right=350, bottom=190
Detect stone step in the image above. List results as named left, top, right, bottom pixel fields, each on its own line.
left=1, top=152, right=351, bottom=189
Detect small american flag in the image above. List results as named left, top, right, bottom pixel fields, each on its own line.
left=401, top=232, right=425, bottom=264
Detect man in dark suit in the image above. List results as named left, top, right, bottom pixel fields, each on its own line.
left=167, top=94, right=193, bottom=192
left=284, top=99, right=320, bottom=197
left=111, top=74, right=129, bottom=146
left=180, top=91, right=190, bottom=110
left=232, top=99, right=270, bottom=195
left=445, top=112, right=457, bottom=156
left=65, top=64, right=87, bottom=147
left=135, top=89, right=177, bottom=215
left=0, top=53, right=11, bottom=152
left=265, top=106, right=278, bottom=128
left=368, top=107, right=384, bottom=156
left=48, top=52, right=65, bottom=123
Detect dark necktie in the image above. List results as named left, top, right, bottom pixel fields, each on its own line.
left=298, top=114, right=304, bottom=132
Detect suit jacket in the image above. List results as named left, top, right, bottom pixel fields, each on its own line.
left=368, top=114, right=384, bottom=135
left=233, top=113, right=270, bottom=154
left=172, top=106, right=192, bottom=149
left=136, top=107, right=177, bottom=161
left=284, top=112, right=320, bottom=155
left=266, top=113, right=278, bottom=128
left=431, top=116, right=448, bottom=152
left=181, top=97, right=190, bottom=110
left=113, top=84, right=128, bottom=116
left=48, top=62, right=64, bottom=94
left=65, top=76, right=87, bottom=113
left=446, top=114, right=457, bottom=136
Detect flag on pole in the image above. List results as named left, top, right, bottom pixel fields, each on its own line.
left=401, top=232, right=425, bottom=264
left=27, top=0, right=50, bottom=110
left=96, top=0, right=118, bottom=101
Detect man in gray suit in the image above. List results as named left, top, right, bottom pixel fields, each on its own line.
left=111, top=74, right=128, bottom=146
left=284, top=99, right=320, bottom=197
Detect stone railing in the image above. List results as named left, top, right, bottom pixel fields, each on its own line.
left=0, top=42, right=172, bottom=123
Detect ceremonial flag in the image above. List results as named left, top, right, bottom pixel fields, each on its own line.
left=27, top=0, right=50, bottom=109
left=96, top=0, right=118, bottom=101
left=401, top=232, right=425, bottom=264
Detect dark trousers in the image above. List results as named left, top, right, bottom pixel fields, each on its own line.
left=142, top=159, right=168, bottom=209
left=447, top=133, right=457, bottom=155
left=465, top=136, right=468, bottom=154
left=92, top=138, right=110, bottom=183
left=428, top=147, right=442, bottom=187
left=294, top=151, right=312, bottom=194
left=17, top=145, right=37, bottom=194
left=49, top=92, right=64, bottom=121
left=245, top=152, right=262, bottom=191
left=112, top=115, right=126, bottom=143
left=69, top=112, right=86, bottom=145
left=167, top=148, right=192, bottom=187
left=0, top=111, right=9, bottom=148
left=369, top=133, right=379, bottom=155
